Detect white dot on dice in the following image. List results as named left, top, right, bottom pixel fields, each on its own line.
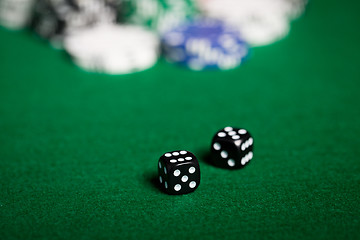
left=228, top=131, right=236, bottom=136
left=228, top=159, right=235, bottom=167
left=181, top=175, right=188, bottom=182
left=173, top=169, right=180, bottom=176
left=239, top=129, right=247, bottom=134
left=213, top=142, right=221, bottom=150
left=189, top=167, right=196, bottom=174
left=159, top=176, right=163, bottom=183
left=165, top=153, right=172, bottom=157
left=189, top=181, right=196, bottom=188
left=244, top=155, right=249, bottom=163
left=224, top=127, right=233, bottom=132
left=218, top=132, right=226, bottom=137
left=221, top=151, right=228, bottom=158
left=174, top=184, right=181, bottom=191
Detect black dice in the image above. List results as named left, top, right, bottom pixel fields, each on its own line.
left=158, top=150, right=200, bottom=195
left=211, top=127, right=254, bottom=169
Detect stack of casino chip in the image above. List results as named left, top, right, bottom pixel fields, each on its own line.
left=121, top=0, right=199, bottom=34
left=64, top=23, right=160, bottom=74
left=0, top=0, right=36, bottom=29
left=197, top=0, right=308, bottom=47
left=31, top=0, right=120, bottom=48
left=162, top=18, right=249, bottom=71
left=1, top=0, right=308, bottom=74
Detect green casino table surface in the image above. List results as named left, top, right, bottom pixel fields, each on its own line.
left=1, top=1, right=360, bottom=239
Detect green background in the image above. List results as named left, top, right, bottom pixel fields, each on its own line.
left=1, top=0, right=360, bottom=239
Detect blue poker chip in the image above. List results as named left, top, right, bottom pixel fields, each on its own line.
left=161, top=18, right=249, bottom=71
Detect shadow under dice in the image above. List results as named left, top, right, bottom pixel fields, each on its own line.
left=211, top=127, right=254, bottom=169
left=158, top=150, right=200, bottom=195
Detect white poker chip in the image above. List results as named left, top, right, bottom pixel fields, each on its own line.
left=197, top=0, right=306, bottom=46
left=0, top=0, right=35, bottom=29
left=236, top=14, right=290, bottom=47
left=278, top=0, right=308, bottom=20
left=198, top=0, right=306, bottom=20
left=64, top=23, right=160, bottom=74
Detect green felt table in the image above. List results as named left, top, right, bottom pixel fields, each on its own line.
left=1, top=1, right=360, bottom=239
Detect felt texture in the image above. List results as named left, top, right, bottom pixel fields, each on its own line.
left=0, top=0, right=360, bottom=239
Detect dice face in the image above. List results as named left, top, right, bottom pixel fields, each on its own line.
left=158, top=150, right=200, bottom=195
left=211, top=127, right=254, bottom=169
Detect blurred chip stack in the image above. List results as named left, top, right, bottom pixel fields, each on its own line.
left=0, top=0, right=36, bottom=29
left=0, top=0, right=309, bottom=74
left=64, top=23, right=160, bottom=74
left=162, top=18, right=249, bottom=71
left=197, top=0, right=308, bottom=47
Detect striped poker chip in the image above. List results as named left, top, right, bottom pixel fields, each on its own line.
left=0, top=0, right=35, bottom=30
left=31, top=0, right=120, bottom=48
left=197, top=0, right=307, bottom=46
left=162, top=18, right=249, bottom=71
left=64, top=23, right=160, bottom=74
